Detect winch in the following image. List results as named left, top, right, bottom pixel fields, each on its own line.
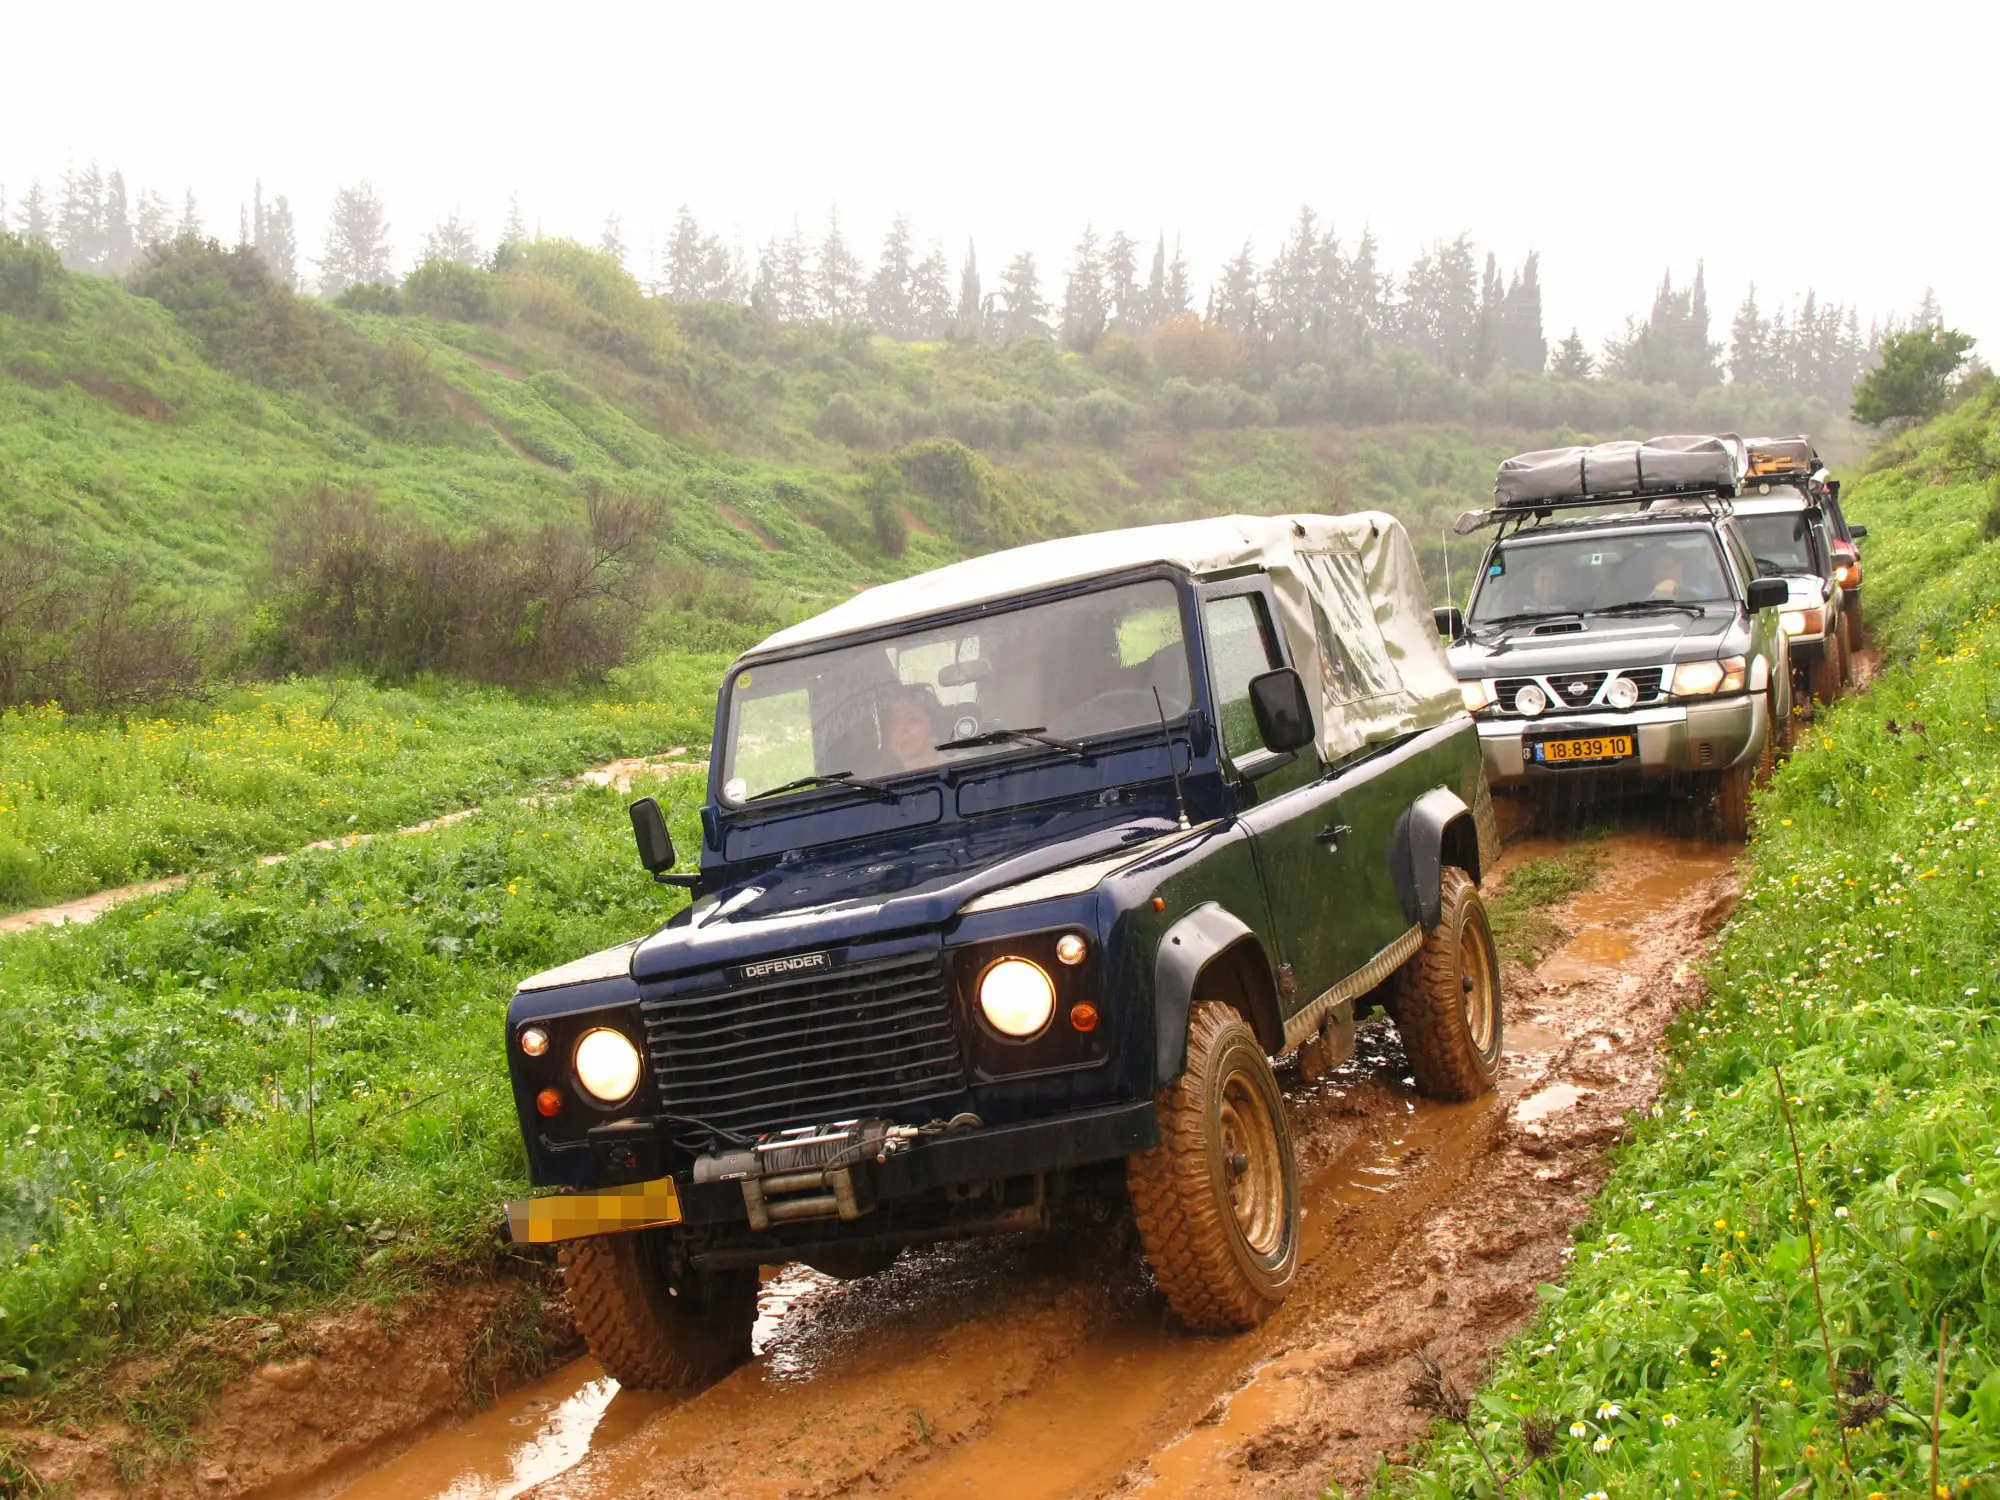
left=693, top=1118, right=923, bottom=1230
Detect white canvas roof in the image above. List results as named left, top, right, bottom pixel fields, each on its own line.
left=745, top=513, right=1464, bottom=762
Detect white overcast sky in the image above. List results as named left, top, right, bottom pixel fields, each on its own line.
left=3, top=0, right=1992, bottom=353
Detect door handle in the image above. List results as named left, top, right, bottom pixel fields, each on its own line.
left=1316, top=824, right=1352, bottom=846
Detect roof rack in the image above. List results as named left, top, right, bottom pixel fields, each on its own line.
left=1454, top=488, right=1734, bottom=537
left=1744, top=436, right=1821, bottom=480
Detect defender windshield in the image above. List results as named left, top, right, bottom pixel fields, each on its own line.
left=1736, top=511, right=1825, bottom=577
left=720, top=579, right=1192, bottom=804
left=1470, top=530, right=1732, bottom=623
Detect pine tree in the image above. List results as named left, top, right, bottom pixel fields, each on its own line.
left=1103, top=230, right=1139, bottom=331
left=867, top=214, right=918, bottom=337
left=1265, top=206, right=1320, bottom=340
left=1060, top=223, right=1107, bottom=350
left=55, top=162, right=105, bottom=269
left=262, top=195, right=300, bottom=289
left=100, top=170, right=134, bottom=274
left=1603, top=266, right=1720, bottom=389
left=424, top=211, right=482, bottom=267
left=1914, top=287, right=1941, bottom=329
left=1551, top=328, right=1595, bottom=379
left=1162, top=235, right=1192, bottom=320
left=911, top=242, right=953, bottom=340
left=176, top=189, right=202, bottom=240
left=318, top=182, right=393, bottom=294
left=815, top=208, right=864, bottom=321
left=955, top=240, right=983, bottom=341
left=1729, top=283, right=1766, bottom=385
left=501, top=194, right=528, bottom=247
left=996, top=250, right=1049, bottom=341
left=1212, top=240, right=1261, bottom=333
left=597, top=213, right=626, bottom=265
left=1143, top=233, right=1168, bottom=329
left=18, top=182, right=51, bottom=245
left=134, top=188, right=171, bottom=250
left=1500, top=252, right=1546, bottom=372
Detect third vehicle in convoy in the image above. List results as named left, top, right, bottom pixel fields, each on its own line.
left=1441, top=434, right=1793, bottom=839
left=497, top=511, right=1502, bottom=1387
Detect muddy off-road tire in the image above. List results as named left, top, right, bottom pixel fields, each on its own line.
left=1392, top=867, right=1503, bottom=1100
left=560, top=1228, right=757, bottom=1390
left=1809, top=631, right=1846, bottom=705
left=1128, top=1001, right=1299, bottom=1333
left=1713, top=703, right=1776, bottom=842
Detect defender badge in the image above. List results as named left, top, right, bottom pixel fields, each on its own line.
left=737, top=950, right=832, bottom=981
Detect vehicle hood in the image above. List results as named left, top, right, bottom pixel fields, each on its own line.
left=629, top=806, right=1193, bottom=982
left=1449, top=608, right=1738, bottom=680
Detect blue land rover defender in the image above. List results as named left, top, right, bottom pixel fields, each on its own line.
left=501, top=514, right=1501, bottom=1388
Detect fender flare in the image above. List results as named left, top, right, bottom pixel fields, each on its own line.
left=1393, top=786, right=1481, bottom=930
left=1153, top=902, right=1272, bottom=1086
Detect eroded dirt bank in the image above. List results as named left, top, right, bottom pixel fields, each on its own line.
left=19, top=819, right=1737, bottom=1499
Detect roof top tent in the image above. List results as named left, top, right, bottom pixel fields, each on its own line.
left=1744, top=435, right=1823, bottom=481
left=1492, top=434, right=1746, bottom=509
left=741, top=512, right=1464, bottom=766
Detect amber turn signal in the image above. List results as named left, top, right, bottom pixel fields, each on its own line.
left=1069, top=1002, right=1100, bottom=1033
left=1151, top=896, right=1165, bottom=912
left=535, top=1088, right=564, bottom=1117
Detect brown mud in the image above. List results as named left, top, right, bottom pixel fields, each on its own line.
left=115, top=814, right=1730, bottom=1500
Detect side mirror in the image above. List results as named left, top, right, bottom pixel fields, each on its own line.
left=1432, top=605, right=1464, bottom=639
left=1828, top=479, right=1842, bottom=504
left=629, top=797, right=698, bottom=888
left=1247, top=668, right=1315, bottom=754
left=1849, top=523, right=1868, bottom=540
left=1747, top=578, right=1789, bottom=613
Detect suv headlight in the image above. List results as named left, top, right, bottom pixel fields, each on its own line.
left=1672, top=656, right=1746, bottom=696
left=573, top=1027, right=642, bottom=1105
left=978, top=957, right=1056, bottom=1038
left=1459, top=679, right=1495, bottom=713
left=1779, top=608, right=1824, bottom=638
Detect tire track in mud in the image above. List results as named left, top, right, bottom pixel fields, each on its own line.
left=296, top=821, right=1735, bottom=1500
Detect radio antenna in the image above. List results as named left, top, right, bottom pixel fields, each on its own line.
left=1152, top=686, right=1190, bottom=829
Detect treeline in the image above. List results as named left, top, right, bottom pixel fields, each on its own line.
left=4, top=162, right=1924, bottom=407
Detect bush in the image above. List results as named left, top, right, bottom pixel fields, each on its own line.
left=402, top=259, right=497, bottom=323
left=818, top=391, right=884, bottom=446
left=1159, top=377, right=1234, bottom=433
left=892, top=437, right=1052, bottom=550
left=1091, top=331, right=1151, bottom=382
left=1149, top=312, right=1244, bottom=382
left=0, top=231, right=65, bottom=320
left=331, top=282, right=401, bottom=315
left=1062, top=388, right=1140, bottom=448
left=857, top=459, right=909, bottom=557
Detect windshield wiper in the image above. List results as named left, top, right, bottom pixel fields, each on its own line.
left=1592, top=599, right=1704, bottom=618
left=745, top=771, right=899, bottom=804
left=1471, top=609, right=1583, bottom=630
left=936, top=724, right=1086, bottom=757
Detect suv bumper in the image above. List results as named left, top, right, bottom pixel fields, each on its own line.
left=1477, top=694, right=1766, bottom=788
left=504, top=1099, right=1159, bottom=1246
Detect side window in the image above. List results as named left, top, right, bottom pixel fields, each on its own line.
left=1202, top=593, right=1281, bottom=762
left=1720, top=526, right=1756, bottom=595
left=1300, top=552, right=1402, bottom=702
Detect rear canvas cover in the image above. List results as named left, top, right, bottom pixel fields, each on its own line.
left=1495, top=434, right=1744, bottom=506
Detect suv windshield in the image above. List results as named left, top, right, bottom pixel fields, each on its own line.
left=1736, top=511, right=1825, bottom=577
left=1470, top=530, right=1732, bottom=622
left=720, top=578, right=1192, bottom=803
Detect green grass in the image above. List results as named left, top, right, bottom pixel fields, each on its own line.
left=0, top=769, right=707, bottom=1422
left=0, top=663, right=724, bottom=914
left=1387, top=390, right=2000, bottom=1499
left=1487, top=846, right=1607, bottom=966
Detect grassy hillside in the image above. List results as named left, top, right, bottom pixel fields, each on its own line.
left=1392, top=384, right=2000, bottom=1499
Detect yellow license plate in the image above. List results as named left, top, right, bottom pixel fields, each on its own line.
left=1534, top=733, right=1636, bottom=764
left=506, top=1177, right=682, bottom=1244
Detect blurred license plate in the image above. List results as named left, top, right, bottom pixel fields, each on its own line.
left=1532, top=733, right=1636, bottom=765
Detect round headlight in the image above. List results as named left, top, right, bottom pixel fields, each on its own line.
left=518, top=1026, right=549, bottom=1058
left=573, top=1027, right=642, bottom=1104
left=978, top=958, right=1056, bottom=1038
left=1778, top=610, right=1807, bottom=637
left=1605, top=676, right=1640, bottom=711
left=1055, top=932, right=1088, bottom=967
left=1515, top=683, right=1548, bottom=717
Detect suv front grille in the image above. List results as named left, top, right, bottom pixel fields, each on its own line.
left=1491, top=666, right=1669, bottom=715
left=640, top=949, right=966, bottom=1153
left=1552, top=671, right=1608, bottom=707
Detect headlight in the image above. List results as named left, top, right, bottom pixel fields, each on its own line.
left=519, top=1026, right=550, bottom=1058
left=1833, top=564, right=1853, bottom=586
left=1514, top=683, right=1548, bottom=717
left=573, top=1027, right=642, bottom=1104
left=977, top=957, right=1056, bottom=1038
left=1605, top=676, right=1640, bottom=711
left=1673, top=656, right=1746, bottom=696
left=1778, top=608, right=1824, bottom=638
left=1459, top=679, right=1495, bottom=713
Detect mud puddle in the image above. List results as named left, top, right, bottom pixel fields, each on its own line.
left=238, top=821, right=1733, bottom=1500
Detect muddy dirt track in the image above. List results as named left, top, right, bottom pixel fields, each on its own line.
left=226, top=811, right=1733, bottom=1500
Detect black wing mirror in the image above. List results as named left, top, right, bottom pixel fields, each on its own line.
left=1747, top=578, right=1789, bottom=613
left=629, top=797, right=698, bottom=887
left=1248, top=668, right=1315, bottom=754
left=1849, top=523, right=1868, bottom=540
left=1432, top=605, right=1464, bottom=639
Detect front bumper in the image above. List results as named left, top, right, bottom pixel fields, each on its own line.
left=1476, top=694, right=1766, bottom=787
left=502, top=1099, right=1158, bottom=1245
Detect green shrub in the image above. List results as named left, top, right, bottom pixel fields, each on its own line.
left=0, top=232, right=65, bottom=320
left=402, top=259, right=496, bottom=323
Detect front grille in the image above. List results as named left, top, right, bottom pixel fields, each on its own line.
left=641, top=949, right=966, bottom=1154
left=1495, top=677, right=1538, bottom=713
left=1624, top=667, right=1665, bottom=702
left=1552, top=672, right=1607, bottom=707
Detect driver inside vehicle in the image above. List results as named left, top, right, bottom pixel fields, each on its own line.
left=1648, top=550, right=1687, bottom=600
left=879, top=686, right=940, bottom=773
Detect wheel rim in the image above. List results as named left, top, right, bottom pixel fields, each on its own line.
left=1217, top=1064, right=1286, bottom=1257
left=1459, top=916, right=1499, bottom=1058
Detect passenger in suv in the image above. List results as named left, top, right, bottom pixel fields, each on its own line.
left=500, top=514, right=1502, bottom=1387
left=1442, top=436, right=1793, bottom=839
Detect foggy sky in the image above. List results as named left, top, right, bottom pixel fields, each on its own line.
left=4, top=0, right=1992, bottom=353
